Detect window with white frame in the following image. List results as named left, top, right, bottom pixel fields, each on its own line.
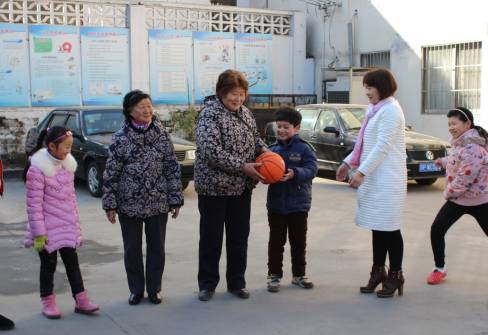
left=360, top=51, right=390, bottom=69
left=422, top=42, right=481, bottom=114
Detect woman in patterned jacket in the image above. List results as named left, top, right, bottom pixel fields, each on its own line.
left=195, top=70, right=266, bottom=302
left=102, top=90, right=183, bottom=306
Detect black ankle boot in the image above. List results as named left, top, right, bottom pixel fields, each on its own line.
left=360, top=265, right=387, bottom=293
left=377, top=270, right=404, bottom=298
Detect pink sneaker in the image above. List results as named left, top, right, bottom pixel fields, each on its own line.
left=427, top=269, right=447, bottom=285
left=74, top=291, right=99, bottom=314
left=41, top=294, right=61, bottom=319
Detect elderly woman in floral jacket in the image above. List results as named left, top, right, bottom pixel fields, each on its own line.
left=102, top=90, right=183, bottom=306
left=195, top=70, right=266, bottom=302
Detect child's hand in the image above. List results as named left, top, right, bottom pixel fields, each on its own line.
left=280, top=169, right=294, bottom=182
left=34, top=235, right=47, bottom=252
left=434, top=158, right=444, bottom=167
left=336, top=162, right=350, bottom=181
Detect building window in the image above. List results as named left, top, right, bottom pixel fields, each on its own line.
left=360, top=51, right=390, bottom=69
left=422, top=42, right=481, bottom=114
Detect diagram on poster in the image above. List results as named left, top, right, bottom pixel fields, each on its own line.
left=29, top=25, right=81, bottom=106
left=81, top=27, right=130, bottom=105
left=236, top=33, right=272, bottom=94
left=0, top=24, right=29, bottom=106
left=149, top=29, right=193, bottom=104
left=193, top=32, right=235, bottom=103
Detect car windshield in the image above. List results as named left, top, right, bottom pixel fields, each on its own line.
left=338, top=107, right=366, bottom=131
left=83, top=110, right=124, bottom=135
left=297, top=108, right=321, bottom=130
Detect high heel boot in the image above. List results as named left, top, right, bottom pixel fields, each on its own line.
left=360, top=265, right=387, bottom=293
left=376, top=270, right=404, bottom=298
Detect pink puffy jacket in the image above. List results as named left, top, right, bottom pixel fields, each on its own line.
left=24, top=148, right=83, bottom=253
left=441, top=128, right=488, bottom=206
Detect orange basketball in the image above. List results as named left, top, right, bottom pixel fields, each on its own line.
left=255, top=151, right=286, bottom=184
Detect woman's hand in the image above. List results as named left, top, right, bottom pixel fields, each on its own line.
left=170, top=207, right=180, bottom=219
left=242, top=163, right=264, bottom=182
left=34, top=235, right=47, bottom=252
left=106, top=210, right=117, bottom=224
left=280, top=169, right=294, bottom=182
left=336, top=163, right=350, bottom=181
left=348, top=171, right=364, bottom=188
left=434, top=158, right=444, bottom=167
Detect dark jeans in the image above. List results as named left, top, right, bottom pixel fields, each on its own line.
left=267, top=211, right=308, bottom=277
left=39, top=247, right=84, bottom=298
left=372, top=230, right=404, bottom=271
left=431, top=201, right=488, bottom=268
left=198, top=190, right=251, bottom=291
left=119, top=213, right=168, bottom=295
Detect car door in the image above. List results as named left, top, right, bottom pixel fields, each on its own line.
left=65, top=112, right=84, bottom=178
left=311, top=108, right=343, bottom=169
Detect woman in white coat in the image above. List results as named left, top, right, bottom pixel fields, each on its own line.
left=336, top=68, right=407, bottom=298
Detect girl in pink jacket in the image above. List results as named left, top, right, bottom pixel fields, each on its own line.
left=24, top=126, right=99, bottom=319
left=427, top=107, right=488, bottom=285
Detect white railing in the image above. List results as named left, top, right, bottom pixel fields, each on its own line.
left=0, top=0, right=292, bottom=35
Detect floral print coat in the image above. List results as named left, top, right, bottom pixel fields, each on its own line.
left=194, top=95, right=265, bottom=196
left=441, top=128, right=488, bottom=206
left=102, top=119, right=183, bottom=218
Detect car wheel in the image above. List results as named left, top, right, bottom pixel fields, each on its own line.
left=182, top=180, right=190, bottom=191
left=86, top=162, right=103, bottom=197
left=415, top=178, right=437, bottom=186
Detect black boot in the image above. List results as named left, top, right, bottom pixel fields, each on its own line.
left=360, top=265, right=387, bottom=293
left=0, top=314, right=14, bottom=331
left=377, top=270, right=404, bottom=298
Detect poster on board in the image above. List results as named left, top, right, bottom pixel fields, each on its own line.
left=0, top=23, right=30, bottom=107
left=29, top=25, right=81, bottom=106
left=193, top=32, right=234, bottom=103
left=236, top=33, right=273, bottom=94
left=81, top=27, right=130, bottom=105
left=149, top=29, right=193, bottom=105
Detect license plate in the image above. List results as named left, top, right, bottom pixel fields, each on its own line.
left=419, top=162, right=441, bottom=173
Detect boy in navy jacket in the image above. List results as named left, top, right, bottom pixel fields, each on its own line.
left=266, top=108, right=318, bottom=292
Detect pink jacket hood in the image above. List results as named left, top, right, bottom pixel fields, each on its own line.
left=24, top=149, right=83, bottom=253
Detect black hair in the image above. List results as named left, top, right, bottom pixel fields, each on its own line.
left=447, top=107, right=488, bottom=142
left=275, top=107, right=302, bottom=127
left=122, top=90, right=152, bottom=121
left=23, top=126, right=71, bottom=182
left=363, top=68, right=398, bottom=100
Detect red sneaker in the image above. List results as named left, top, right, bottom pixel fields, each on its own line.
left=427, top=269, right=447, bottom=285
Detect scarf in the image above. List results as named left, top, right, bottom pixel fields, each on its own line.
left=130, top=119, right=151, bottom=131
left=348, top=96, right=396, bottom=167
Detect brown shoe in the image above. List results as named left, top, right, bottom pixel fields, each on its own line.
left=360, top=265, right=387, bottom=293
left=377, top=270, right=404, bottom=298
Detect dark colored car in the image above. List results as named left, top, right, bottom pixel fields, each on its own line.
left=264, top=103, right=450, bottom=185
left=25, top=108, right=196, bottom=197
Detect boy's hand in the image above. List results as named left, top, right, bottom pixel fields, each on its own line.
left=280, top=169, right=294, bottom=182
left=34, top=235, right=47, bottom=252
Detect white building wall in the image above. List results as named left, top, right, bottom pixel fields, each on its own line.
left=249, top=0, right=488, bottom=139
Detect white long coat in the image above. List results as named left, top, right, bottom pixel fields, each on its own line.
left=346, top=100, right=407, bottom=231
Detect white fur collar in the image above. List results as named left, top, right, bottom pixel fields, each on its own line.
left=30, top=148, right=77, bottom=177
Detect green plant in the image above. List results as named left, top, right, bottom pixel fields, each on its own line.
left=170, top=108, right=199, bottom=142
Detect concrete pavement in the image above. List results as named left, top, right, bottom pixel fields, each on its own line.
left=1, top=178, right=487, bottom=335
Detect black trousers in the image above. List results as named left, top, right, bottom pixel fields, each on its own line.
left=372, top=230, right=404, bottom=271
left=267, top=211, right=308, bottom=277
left=39, top=247, right=84, bottom=298
left=119, top=213, right=168, bottom=295
left=431, top=201, right=488, bottom=268
left=198, top=190, right=251, bottom=291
